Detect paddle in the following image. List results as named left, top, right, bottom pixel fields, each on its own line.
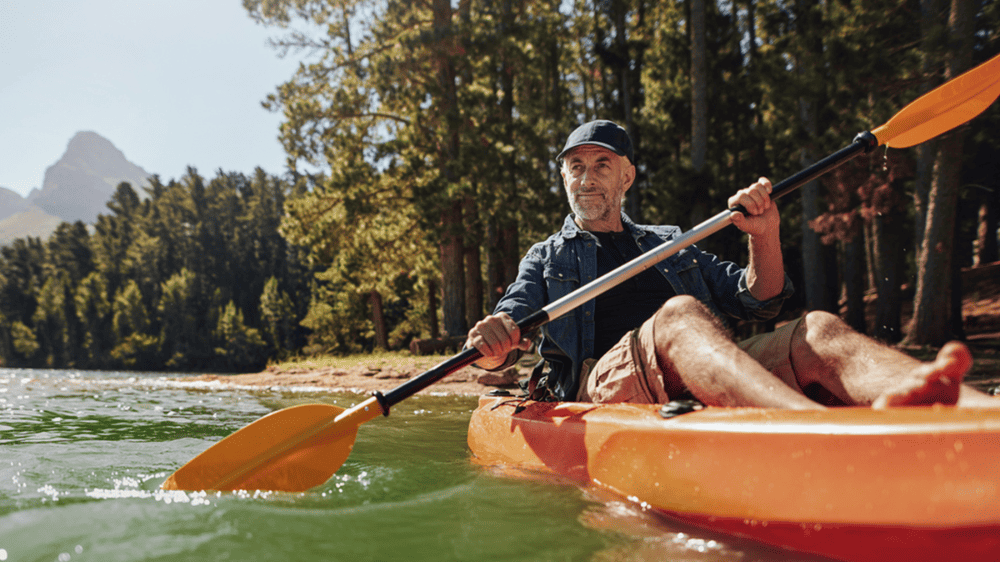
left=161, top=52, right=1000, bottom=492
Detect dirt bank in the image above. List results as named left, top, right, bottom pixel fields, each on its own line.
left=185, top=358, right=522, bottom=397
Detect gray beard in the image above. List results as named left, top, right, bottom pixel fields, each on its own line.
left=569, top=196, right=617, bottom=225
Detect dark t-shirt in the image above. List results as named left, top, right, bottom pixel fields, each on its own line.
left=592, top=230, right=675, bottom=359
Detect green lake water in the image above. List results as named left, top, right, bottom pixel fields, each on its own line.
left=1, top=368, right=828, bottom=562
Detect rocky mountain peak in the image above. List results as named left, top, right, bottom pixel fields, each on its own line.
left=27, top=131, right=152, bottom=224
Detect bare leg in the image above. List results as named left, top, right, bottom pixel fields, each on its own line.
left=651, top=296, right=823, bottom=410
left=787, top=311, right=997, bottom=408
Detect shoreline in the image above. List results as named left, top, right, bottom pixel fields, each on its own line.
left=177, top=331, right=1000, bottom=398
left=180, top=361, right=521, bottom=397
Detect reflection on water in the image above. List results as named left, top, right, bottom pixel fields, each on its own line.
left=1, top=368, right=822, bottom=562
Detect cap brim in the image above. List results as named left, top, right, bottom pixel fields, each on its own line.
left=557, top=141, right=627, bottom=161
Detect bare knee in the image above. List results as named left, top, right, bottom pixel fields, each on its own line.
left=796, top=310, right=851, bottom=345
left=790, top=310, right=859, bottom=385
left=653, top=295, right=725, bottom=336
left=657, top=295, right=709, bottom=318
left=651, top=295, right=730, bottom=399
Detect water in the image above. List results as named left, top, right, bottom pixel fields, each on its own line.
left=0, top=369, right=823, bottom=562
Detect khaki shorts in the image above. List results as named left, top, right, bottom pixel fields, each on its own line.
left=577, top=316, right=805, bottom=404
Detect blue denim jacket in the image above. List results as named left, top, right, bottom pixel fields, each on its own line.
left=492, top=212, right=794, bottom=400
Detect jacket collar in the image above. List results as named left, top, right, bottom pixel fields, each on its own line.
left=561, top=212, right=645, bottom=241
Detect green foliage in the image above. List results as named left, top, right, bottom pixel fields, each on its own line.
left=9, top=320, right=39, bottom=360
left=33, top=274, right=71, bottom=367
left=213, top=301, right=268, bottom=371
left=75, top=271, right=113, bottom=365
left=0, top=169, right=311, bottom=372
left=260, top=276, right=297, bottom=358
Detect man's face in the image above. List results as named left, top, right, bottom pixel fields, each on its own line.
left=560, top=145, right=635, bottom=230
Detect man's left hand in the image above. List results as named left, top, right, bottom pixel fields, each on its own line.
left=729, top=177, right=779, bottom=237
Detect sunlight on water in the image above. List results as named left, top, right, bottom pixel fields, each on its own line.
left=0, top=368, right=827, bottom=562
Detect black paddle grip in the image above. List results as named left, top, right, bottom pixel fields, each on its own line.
left=376, top=309, right=552, bottom=414
left=729, top=131, right=878, bottom=216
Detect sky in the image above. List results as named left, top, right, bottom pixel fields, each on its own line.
left=0, top=1, right=306, bottom=197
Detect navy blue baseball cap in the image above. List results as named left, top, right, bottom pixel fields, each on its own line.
left=557, top=120, right=634, bottom=164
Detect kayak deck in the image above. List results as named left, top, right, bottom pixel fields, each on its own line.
left=467, top=395, right=1000, bottom=562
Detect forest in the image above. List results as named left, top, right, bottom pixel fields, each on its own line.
left=0, top=0, right=997, bottom=371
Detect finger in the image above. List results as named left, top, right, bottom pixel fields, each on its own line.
left=501, top=315, right=531, bottom=353
left=480, top=323, right=511, bottom=357
left=469, top=319, right=496, bottom=355
left=730, top=211, right=747, bottom=231
left=744, top=186, right=771, bottom=215
left=757, top=178, right=774, bottom=207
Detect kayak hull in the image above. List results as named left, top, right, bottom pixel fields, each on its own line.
left=467, top=396, right=1000, bottom=562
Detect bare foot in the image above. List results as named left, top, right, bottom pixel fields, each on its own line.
left=872, top=342, right=971, bottom=408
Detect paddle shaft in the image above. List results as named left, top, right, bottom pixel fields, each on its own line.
left=373, top=131, right=880, bottom=414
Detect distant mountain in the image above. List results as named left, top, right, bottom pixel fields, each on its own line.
left=0, top=186, right=32, bottom=221
left=0, top=132, right=151, bottom=245
left=0, top=207, right=63, bottom=245
left=28, top=131, right=151, bottom=223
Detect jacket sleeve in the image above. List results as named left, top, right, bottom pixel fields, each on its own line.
left=691, top=245, right=794, bottom=321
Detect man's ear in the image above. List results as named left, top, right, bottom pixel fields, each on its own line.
left=621, top=162, right=636, bottom=191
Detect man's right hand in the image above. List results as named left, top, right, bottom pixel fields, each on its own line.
left=466, top=312, right=532, bottom=369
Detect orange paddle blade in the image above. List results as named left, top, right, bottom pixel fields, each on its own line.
left=161, top=399, right=382, bottom=492
left=873, top=52, right=1000, bottom=148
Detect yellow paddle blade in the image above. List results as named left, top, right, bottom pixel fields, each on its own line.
left=161, top=399, right=382, bottom=492
left=873, top=53, right=1000, bottom=148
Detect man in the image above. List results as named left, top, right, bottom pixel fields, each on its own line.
left=467, top=119, right=996, bottom=409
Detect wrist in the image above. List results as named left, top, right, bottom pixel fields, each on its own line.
left=473, top=354, right=508, bottom=370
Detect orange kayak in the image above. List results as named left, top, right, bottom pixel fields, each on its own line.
left=467, top=395, right=1000, bottom=562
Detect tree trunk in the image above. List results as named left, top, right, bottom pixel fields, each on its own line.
left=872, top=206, right=906, bottom=342
left=486, top=219, right=520, bottom=313
left=464, top=196, right=484, bottom=327
left=913, top=144, right=936, bottom=261
left=951, top=215, right=966, bottom=340
left=369, top=289, right=388, bottom=350
left=487, top=220, right=503, bottom=313
left=863, top=221, right=877, bottom=292
left=428, top=279, right=440, bottom=339
left=913, top=0, right=944, bottom=272
left=841, top=235, right=867, bottom=333
left=795, top=0, right=837, bottom=313
left=800, top=173, right=837, bottom=311
left=440, top=200, right=466, bottom=337
left=906, top=0, right=974, bottom=345
left=690, top=0, right=708, bottom=175
left=908, top=134, right=965, bottom=345
left=973, top=195, right=998, bottom=266
left=433, top=0, right=466, bottom=338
